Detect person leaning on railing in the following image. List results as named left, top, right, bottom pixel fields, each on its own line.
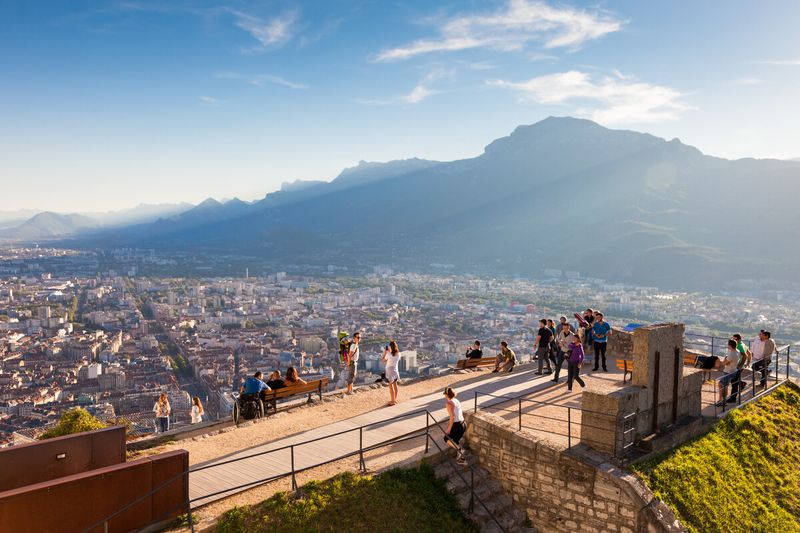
left=716, top=340, right=741, bottom=406
left=752, top=331, right=776, bottom=388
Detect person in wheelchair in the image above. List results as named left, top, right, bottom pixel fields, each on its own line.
left=239, top=371, right=271, bottom=408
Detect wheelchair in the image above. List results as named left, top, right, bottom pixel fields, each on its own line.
left=232, top=392, right=265, bottom=425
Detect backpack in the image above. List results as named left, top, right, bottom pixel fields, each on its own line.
left=338, top=332, right=352, bottom=364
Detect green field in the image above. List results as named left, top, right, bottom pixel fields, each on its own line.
left=215, top=463, right=478, bottom=533
left=633, top=383, right=800, bottom=533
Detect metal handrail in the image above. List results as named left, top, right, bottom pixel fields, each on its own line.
left=472, top=390, right=636, bottom=460
left=85, top=406, right=506, bottom=533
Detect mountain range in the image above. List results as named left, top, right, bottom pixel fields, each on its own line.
left=22, top=117, right=800, bottom=290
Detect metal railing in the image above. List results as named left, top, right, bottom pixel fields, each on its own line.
left=696, top=343, right=792, bottom=417
left=471, top=391, right=637, bottom=462
left=84, top=405, right=507, bottom=533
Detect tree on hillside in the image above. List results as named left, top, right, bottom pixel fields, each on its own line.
left=40, top=408, right=105, bottom=439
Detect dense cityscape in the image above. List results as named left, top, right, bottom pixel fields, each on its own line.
left=1, top=245, right=798, bottom=447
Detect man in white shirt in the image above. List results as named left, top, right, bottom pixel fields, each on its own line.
left=346, top=332, right=361, bottom=394
left=753, top=330, right=776, bottom=388
left=750, top=330, right=765, bottom=365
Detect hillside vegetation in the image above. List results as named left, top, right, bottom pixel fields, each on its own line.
left=634, top=383, right=800, bottom=533
left=215, top=464, right=477, bottom=533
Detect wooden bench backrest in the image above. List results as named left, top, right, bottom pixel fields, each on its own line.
left=267, top=378, right=329, bottom=400
left=457, top=357, right=497, bottom=369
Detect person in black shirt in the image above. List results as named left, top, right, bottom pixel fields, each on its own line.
left=534, top=319, right=553, bottom=375
left=465, top=340, right=483, bottom=360
left=266, top=370, right=285, bottom=390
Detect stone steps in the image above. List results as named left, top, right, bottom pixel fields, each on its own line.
left=430, top=452, right=534, bottom=533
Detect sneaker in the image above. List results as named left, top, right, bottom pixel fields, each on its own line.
left=544, top=370, right=552, bottom=375
left=534, top=371, right=542, bottom=375
left=602, top=367, right=608, bottom=372
left=456, top=452, right=467, bottom=465
left=592, top=367, right=599, bottom=372
left=550, top=378, right=558, bottom=382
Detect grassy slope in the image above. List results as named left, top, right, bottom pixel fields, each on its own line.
left=215, top=463, right=478, bottom=533
left=633, top=383, right=800, bottom=533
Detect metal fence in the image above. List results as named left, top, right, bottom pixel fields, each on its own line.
left=471, top=391, right=637, bottom=461
left=83, top=406, right=508, bottom=533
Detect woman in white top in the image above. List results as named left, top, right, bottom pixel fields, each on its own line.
left=443, top=387, right=466, bottom=464
left=191, top=396, right=204, bottom=424
left=382, top=340, right=401, bottom=406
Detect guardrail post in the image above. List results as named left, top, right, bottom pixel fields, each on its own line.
left=751, top=367, right=756, bottom=399
left=518, top=398, right=522, bottom=431
left=468, top=468, right=475, bottom=514
left=425, top=412, right=430, bottom=454
left=474, top=391, right=478, bottom=413
left=359, top=427, right=366, bottom=472
left=787, top=346, right=791, bottom=382
left=290, top=445, right=298, bottom=491
left=711, top=337, right=715, bottom=357
left=567, top=407, right=572, bottom=449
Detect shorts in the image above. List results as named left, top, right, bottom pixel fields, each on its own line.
left=385, top=367, right=400, bottom=383
left=346, top=363, right=357, bottom=385
left=444, top=421, right=465, bottom=445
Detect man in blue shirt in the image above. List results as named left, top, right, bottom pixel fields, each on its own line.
left=240, top=371, right=271, bottom=401
left=591, top=312, right=612, bottom=372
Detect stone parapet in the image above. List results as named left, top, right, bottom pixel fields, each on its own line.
left=466, top=411, right=685, bottom=533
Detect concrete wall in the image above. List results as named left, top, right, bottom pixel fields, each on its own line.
left=466, top=412, right=685, bottom=533
left=0, top=426, right=126, bottom=492
left=0, top=449, right=189, bottom=533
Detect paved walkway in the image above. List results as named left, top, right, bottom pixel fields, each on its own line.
left=189, top=364, right=584, bottom=507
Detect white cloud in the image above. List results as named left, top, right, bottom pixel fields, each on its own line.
left=200, top=95, right=220, bottom=105
left=360, top=84, right=438, bottom=106
left=488, top=70, right=691, bottom=124
left=375, top=0, right=621, bottom=62
left=760, top=59, right=800, bottom=66
left=216, top=72, right=309, bottom=90
left=228, top=9, right=298, bottom=53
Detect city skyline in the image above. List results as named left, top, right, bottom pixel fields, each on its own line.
left=3, top=0, right=800, bottom=211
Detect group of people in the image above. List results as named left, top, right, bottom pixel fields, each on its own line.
left=240, top=366, right=308, bottom=400
left=695, top=330, right=777, bottom=406
left=152, top=392, right=205, bottom=433
left=463, top=308, right=612, bottom=391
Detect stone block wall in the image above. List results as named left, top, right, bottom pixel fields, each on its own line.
left=466, top=411, right=684, bottom=533
left=608, top=328, right=634, bottom=360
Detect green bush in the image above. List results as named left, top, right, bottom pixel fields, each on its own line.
left=216, top=463, right=478, bottom=533
left=633, top=383, right=800, bottom=533
left=40, top=407, right=106, bottom=440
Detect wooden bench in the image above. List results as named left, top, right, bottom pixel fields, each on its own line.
left=263, top=377, right=330, bottom=413
left=616, top=358, right=633, bottom=383
left=456, top=357, right=498, bottom=370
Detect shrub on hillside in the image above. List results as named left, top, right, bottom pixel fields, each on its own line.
left=40, top=407, right=106, bottom=440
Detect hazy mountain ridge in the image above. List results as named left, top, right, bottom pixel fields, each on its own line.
left=53, top=117, right=800, bottom=289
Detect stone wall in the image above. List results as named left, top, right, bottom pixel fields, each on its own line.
left=466, top=411, right=685, bottom=533
left=608, top=328, right=634, bottom=360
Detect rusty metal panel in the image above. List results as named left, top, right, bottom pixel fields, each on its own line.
left=0, top=426, right=126, bottom=492
left=0, top=449, right=188, bottom=533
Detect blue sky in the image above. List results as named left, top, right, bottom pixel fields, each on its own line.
left=2, top=0, right=800, bottom=212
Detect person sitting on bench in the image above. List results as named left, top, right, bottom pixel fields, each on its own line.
left=266, top=370, right=285, bottom=390
left=465, top=340, right=483, bottom=360
left=284, top=366, right=307, bottom=386
left=493, top=341, right=516, bottom=373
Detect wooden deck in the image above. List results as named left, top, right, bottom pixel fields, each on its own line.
left=189, top=362, right=633, bottom=508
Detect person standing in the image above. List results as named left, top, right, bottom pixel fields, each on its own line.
left=756, top=331, right=776, bottom=388
left=729, top=333, right=750, bottom=399
left=566, top=333, right=586, bottom=391
left=383, top=340, right=401, bottom=405
left=547, top=319, right=558, bottom=368
left=346, top=332, right=361, bottom=394
left=465, top=340, right=483, bottom=360
left=553, top=323, right=576, bottom=383
left=153, top=393, right=171, bottom=433
left=718, top=340, right=741, bottom=406
left=534, top=319, right=554, bottom=375
left=443, top=387, right=467, bottom=465
left=591, top=312, right=611, bottom=372
left=191, top=397, right=204, bottom=424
